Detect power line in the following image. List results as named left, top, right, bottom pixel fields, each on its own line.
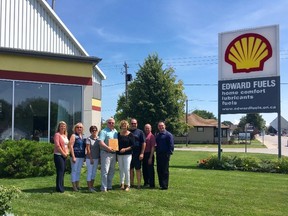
left=99, top=52, right=288, bottom=69
left=103, top=82, right=288, bottom=88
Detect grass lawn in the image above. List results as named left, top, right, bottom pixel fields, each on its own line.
left=1, top=151, right=288, bottom=216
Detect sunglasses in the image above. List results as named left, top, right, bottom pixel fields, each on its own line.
left=108, top=122, right=115, bottom=124
left=131, top=123, right=137, bottom=125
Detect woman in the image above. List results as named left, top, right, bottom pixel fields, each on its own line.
left=53, top=121, right=69, bottom=193
left=69, top=122, right=85, bottom=191
left=86, top=125, right=100, bottom=192
left=117, top=120, right=135, bottom=191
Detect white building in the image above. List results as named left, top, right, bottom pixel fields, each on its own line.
left=0, top=0, right=106, bottom=141
left=270, top=116, right=288, bottom=134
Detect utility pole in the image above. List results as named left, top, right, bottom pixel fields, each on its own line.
left=123, top=62, right=132, bottom=103
left=186, top=99, right=188, bottom=146
left=124, top=62, right=128, bottom=102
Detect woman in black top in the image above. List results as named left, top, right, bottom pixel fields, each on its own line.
left=117, top=120, right=135, bottom=191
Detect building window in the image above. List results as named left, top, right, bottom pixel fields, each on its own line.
left=0, top=80, right=83, bottom=142
left=50, top=84, right=82, bottom=138
left=214, top=128, right=228, bottom=137
left=93, top=70, right=101, bottom=99
left=14, top=81, right=49, bottom=141
left=197, top=127, right=204, bottom=132
left=0, top=80, right=13, bottom=142
left=93, top=82, right=101, bottom=100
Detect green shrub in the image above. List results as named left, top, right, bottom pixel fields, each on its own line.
left=0, top=185, right=21, bottom=215
left=198, top=155, right=288, bottom=174
left=0, top=140, right=55, bottom=178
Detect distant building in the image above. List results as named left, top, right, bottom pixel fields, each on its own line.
left=0, top=0, right=105, bottom=142
left=174, top=114, right=230, bottom=144
left=269, top=116, right=288, bottom=134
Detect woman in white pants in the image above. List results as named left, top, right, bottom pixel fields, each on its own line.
left=117, top=120, right=135, bottom=191
left=86, top=125, right=100, bottom=192
left=69, top=122, right=85, bottom=191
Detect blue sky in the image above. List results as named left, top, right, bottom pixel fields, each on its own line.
left=52, top=0, right=288, bottom=126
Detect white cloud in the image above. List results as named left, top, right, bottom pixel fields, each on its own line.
left=91, top=27, right=152, bottom=44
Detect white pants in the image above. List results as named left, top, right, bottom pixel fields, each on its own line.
left=117, top=154, right=132, bottom=186
left=86, top=158, right=99, bottom=181
left=70, top=157, right=84, bottom=182
left=100, top=150, right=116, bottom=191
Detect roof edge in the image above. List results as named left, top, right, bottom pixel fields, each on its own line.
left=0, top=47, right=102, bottom=64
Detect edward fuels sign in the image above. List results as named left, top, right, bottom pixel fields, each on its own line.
left=218, top=25, right=280, bottom=114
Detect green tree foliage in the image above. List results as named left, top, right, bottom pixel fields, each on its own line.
left=115, top=54, right=186, bottom=135
left=192, top=109, right=216, bottom=119
left=238, top=113, right=266, bottom=133
left=222, top=120, right=233, bottom=126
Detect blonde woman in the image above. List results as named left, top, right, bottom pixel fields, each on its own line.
left=53, top=121, right=69, bottom=193
left=117, top=120, right=135, bottom=191
left=69, top=122, right=85, bottom=191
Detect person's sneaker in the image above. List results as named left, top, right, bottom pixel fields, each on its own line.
left=72, top=187, right=78, bottom=192
left=89, top=188, right=96, bottom=193
left=125, top=186, right=130, bottom=191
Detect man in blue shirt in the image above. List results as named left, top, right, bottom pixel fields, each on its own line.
left=98, top=118, right=118, bottom=192
left=155, top=121, right=174, bottom=190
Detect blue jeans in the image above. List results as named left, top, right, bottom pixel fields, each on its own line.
left=54, top=154, right=66, bottom=192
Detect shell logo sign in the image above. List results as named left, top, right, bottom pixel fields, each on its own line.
left=219, top=25, right=279, bottom=81
left=225, top=33, right=273, bottom=73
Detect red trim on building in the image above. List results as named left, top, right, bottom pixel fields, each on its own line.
left=92, top=106, right=101, bottom=111
left=0, top=70, right=92, bottom=85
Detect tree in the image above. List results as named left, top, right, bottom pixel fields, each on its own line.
left=222, top=120, right=233, bottom=126
left=192, top=109, right=216, bottom=119
left=115, top=54, right=187, bottom=135
left=238, top=113, right=266, bottom=137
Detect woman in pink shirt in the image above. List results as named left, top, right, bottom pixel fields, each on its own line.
left=54, top=121, right=69, bottom=193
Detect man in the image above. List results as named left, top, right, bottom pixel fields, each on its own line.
left=142, top=124, right=155, bottom=188
left=155, top=121, right=174, bottom=190
left=98, top=118, right=118, bottom=192
left=129, top=118, right=146, bottom=189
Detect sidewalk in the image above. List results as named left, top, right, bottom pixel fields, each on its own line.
left=175, top=134, right=288, bottom=156
left=175, top=147, right=287, bottom=156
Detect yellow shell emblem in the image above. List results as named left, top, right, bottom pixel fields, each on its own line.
left=225, top=33, right=272, bottom=73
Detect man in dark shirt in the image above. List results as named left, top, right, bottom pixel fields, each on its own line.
left=155, top=121, right=174, bottom=190
left=129, top=118, right=146, bottom=189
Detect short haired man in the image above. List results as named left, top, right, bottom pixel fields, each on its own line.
left=143, top=124, right=156, bottom=188
left=155, top=121, right=174, bottom=190
left=129, top=118, right=146, bottom=189
left=98, top=118, right=118, bottom=192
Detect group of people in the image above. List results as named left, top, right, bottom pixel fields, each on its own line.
left=53, top=117, right=174, bottom=193
left=53, top=121, right=99, bottom=193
